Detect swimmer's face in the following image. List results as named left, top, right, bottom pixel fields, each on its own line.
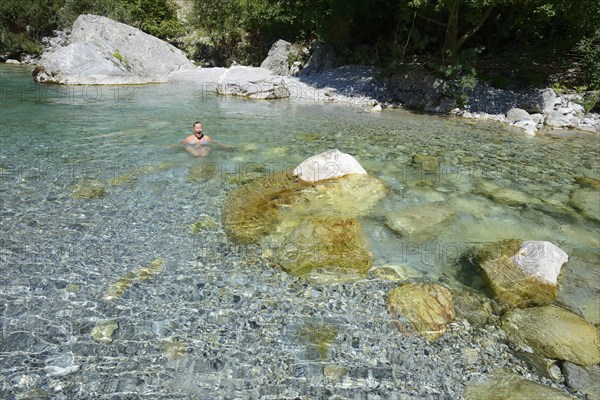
left=194, top=124, right=203, bottom=135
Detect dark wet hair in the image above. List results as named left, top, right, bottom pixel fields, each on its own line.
left=193, top=121, right=202, bottom=127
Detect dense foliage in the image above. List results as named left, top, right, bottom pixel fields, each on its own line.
left=1, top=0, right=599, bottom=89
left=189, top=0, right=600, bottom=88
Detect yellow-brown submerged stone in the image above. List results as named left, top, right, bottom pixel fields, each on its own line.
left=386, top=282, right=455, bottom=341
left=502, top=305, right=600, bottom=367
left=274, top=216, right=371, bottom=280
left=464, top=369, right=574, bottom=399
left=475, top=239, right=557, bottom=307
left=223, top=169, right=386, bottom=280
left=104, top=258, right=164, bottom=300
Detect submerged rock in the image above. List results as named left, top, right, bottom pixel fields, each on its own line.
left=411, top=153, right=440, bottom=173
left=104, top=258, right=164, bottom=300
left=574, top=176, right=600, bottom=190
left=91, top=320, right=119, bottom=344
left=569, top=188, right=600, bottom=222
left=452, top=289, right=495, bottom=328
left=386, top=282, right=455, bottom=341
left=502, top=305, right=600, bottom=367
left=298, top=324, right=338, bottom=360
left=463, top=369, right=573, bottom=399
left=474, top=179, right=541, bottom=207
left=273, top=216, right=371, bottom=281
left=71, top=180, right=106, bottom=199
left=385, top=203, right=454, bottom=242
left=223, top=152, right=386, bottom=280
left=475, top=240, right=568, bottom=307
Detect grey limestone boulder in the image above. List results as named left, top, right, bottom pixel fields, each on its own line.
left=545, top=110, right=574, bottom=128
left=33, top=14, right=200, bottom=84
left=506, top=107, right=532, bottom=123
left=260, top=39, right=292, bottom=76
left=215, top=66, right=290, bottom=99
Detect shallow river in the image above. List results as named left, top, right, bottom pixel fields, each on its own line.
left=1, top=64, right=598, bottom=399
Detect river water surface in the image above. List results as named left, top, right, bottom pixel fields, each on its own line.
left=1, top=64, right=598, bottom=399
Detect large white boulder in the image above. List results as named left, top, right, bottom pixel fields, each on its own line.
left=260, top=39, right=292, bottom=76
left=293, top=149, right=367, bottom=182
left=33, top=14, right=200, bottom=84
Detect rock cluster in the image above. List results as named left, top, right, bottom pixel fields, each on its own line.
left=456, top=86, right=598, bottom=134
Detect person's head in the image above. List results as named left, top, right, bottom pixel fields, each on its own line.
left=193, top=121, right=203, bottom=135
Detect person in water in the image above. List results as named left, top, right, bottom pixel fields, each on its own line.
left=182, top=121, right=213, bottom=157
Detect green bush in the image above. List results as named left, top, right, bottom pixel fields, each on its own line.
left=576, top=29, right=600, bottom=90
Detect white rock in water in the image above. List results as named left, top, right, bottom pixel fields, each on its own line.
left=5, top=59, right=21, bottom=64
left=294, top=149, right=367, bottom=182
left=511, top=241, right=568, bottom=285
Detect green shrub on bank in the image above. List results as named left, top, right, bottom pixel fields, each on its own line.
left=576, top=29, right=600, bottom=90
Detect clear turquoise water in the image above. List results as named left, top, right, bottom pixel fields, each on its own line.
left=2, top=63, right=599, bottom=305
left=1, top=64, right=598, bottom=397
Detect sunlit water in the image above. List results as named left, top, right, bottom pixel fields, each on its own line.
left=1, top=64, right=598, bottom=398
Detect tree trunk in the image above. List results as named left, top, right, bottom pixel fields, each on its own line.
left=444, top=0, right=460, bottom=63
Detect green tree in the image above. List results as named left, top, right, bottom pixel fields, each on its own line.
left=408, top=0, right=499, bottom=62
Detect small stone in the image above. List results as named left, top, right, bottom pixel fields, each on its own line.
left=562, top=361, right=591, bottom=391
left=92, top=320, right=119, bottom=344
left=44, top=354, right=80, bottom=377
left=506, top=107, right=532, bottom=123
left=386, top=282, right=455, bottom=340
left=324, top=364, right=348, bottom=381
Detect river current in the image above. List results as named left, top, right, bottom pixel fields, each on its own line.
left=1, top=64, right=598, bottom=398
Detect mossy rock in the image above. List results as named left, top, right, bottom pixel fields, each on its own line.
left=386, top=282, right=455, bottom=341
left=411, top=153, right=440, bottom=172
left=385, top=203, right=455, bottom=243
left=294, top=132, right=320, bottom=142
left=574, top=176, right=600, bottom=190
left=187, top=162, right=217, bottom=182
left=190, top=217, right=218, bottom=233
left=223, top=169, right=308, bottom=244
left=91, top=320, right=119, bottom=344
left=104, top=258, right=164, bottom=300
left=464, top=369, right=574, bottom=399
left=473, top=178, right=542, bottom=207
left=569, top=188, right=600, bottom=222
left=161, top=338, right=190, bottom=360
left=273, top=216, right=371, bottom=280
left=223, top=168, right=386, bottom=281
left=71, top=180, right=106, bottom=199
left=502, top=305, right=600, bottom=367
left=475, top=239, right=559, bottom=307
left=109, top=162, right=175, bottom=186
left=223, top=169, right=386, bottom=244
left=452, top=289, right=496, bottom=328
left=298, top=324, right=338, bottom=361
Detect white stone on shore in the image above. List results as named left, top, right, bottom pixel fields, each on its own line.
left=293, top=149, right=367, bottom=182
left=5, top=59, right=21, bottom=64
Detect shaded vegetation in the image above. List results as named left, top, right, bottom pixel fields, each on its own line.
left=1, top=0, right=598, bottom=89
